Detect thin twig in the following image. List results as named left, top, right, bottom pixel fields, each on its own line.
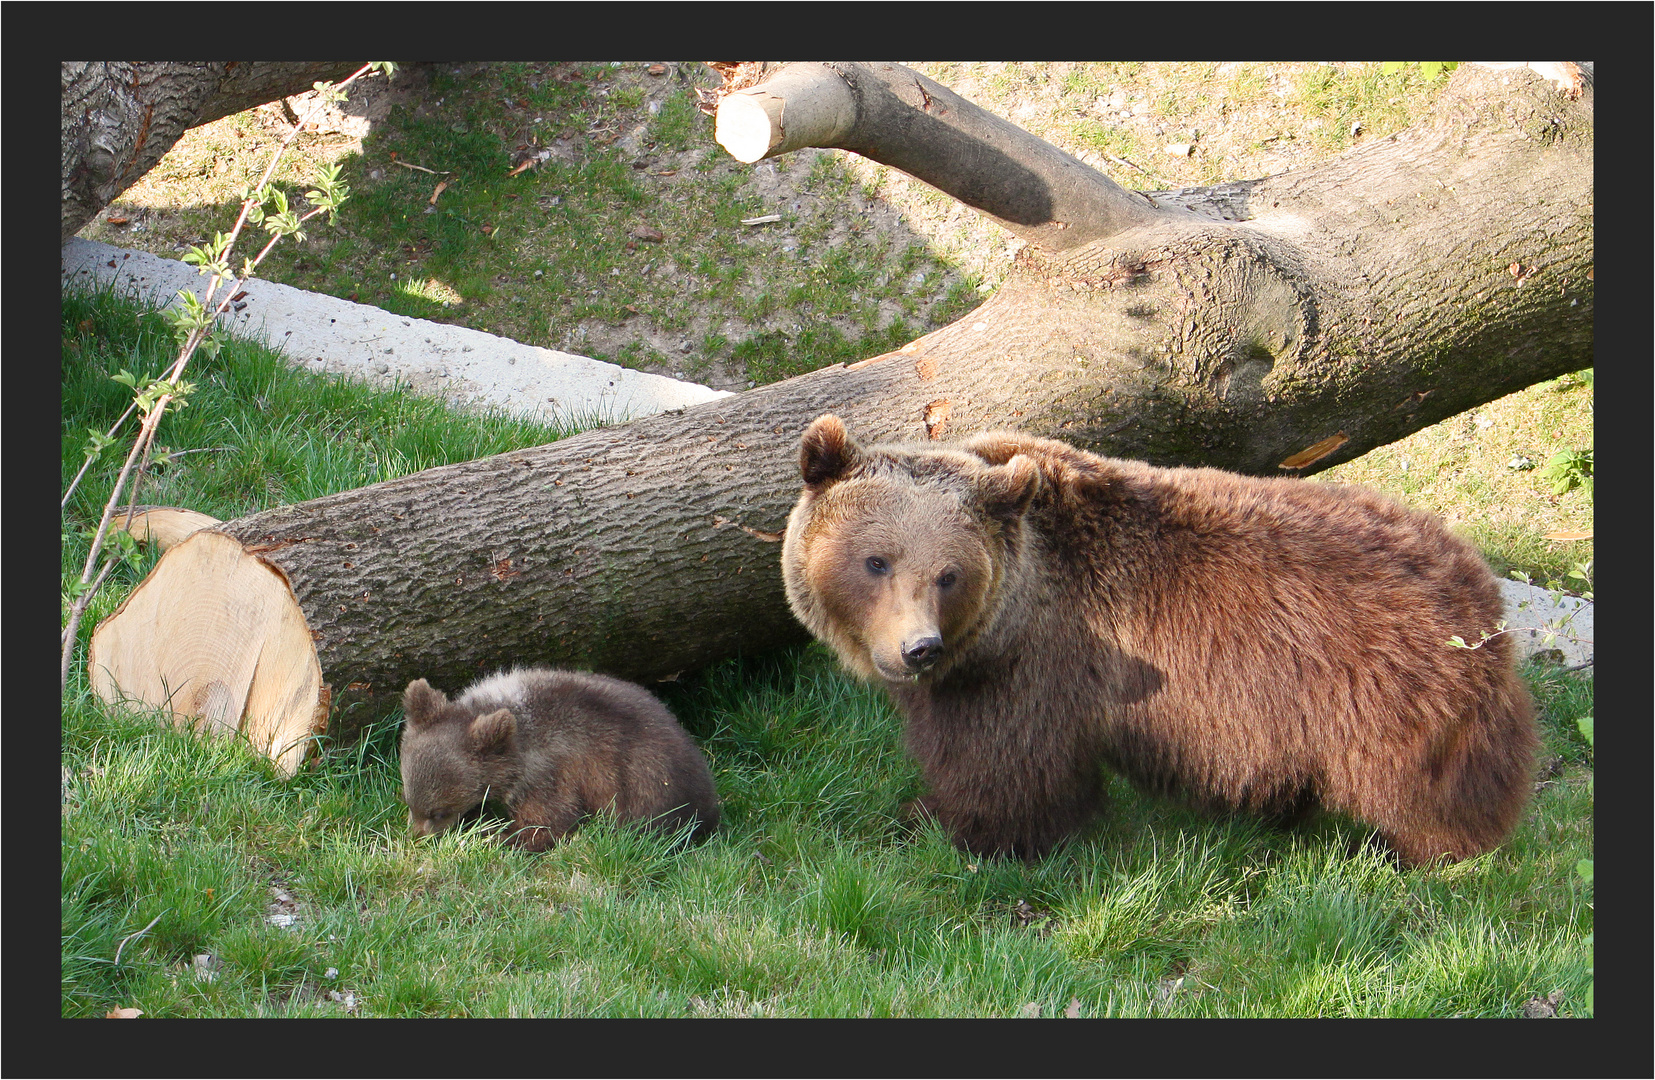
left=62, top=399, right=142, bottom=509
left=61, top=63, right=382, bottom=692
left=112, top=910, right=168, bottom=965
left=1106, top=153, right=1171, bottom=187
left=60, top=558, right=116, bottom=654
left=392, top=159, right=449, bottom=175
left=155, top=445, right=237, bottom=461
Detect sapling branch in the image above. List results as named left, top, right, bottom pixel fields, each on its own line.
left=61, top=63, right=386, bottom=692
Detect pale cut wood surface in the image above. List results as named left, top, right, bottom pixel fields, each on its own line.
left=88, top=529, right=326, bottom=776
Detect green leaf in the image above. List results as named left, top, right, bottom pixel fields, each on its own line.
left=1537, top=449, right=1592, bottom=495
left=1575, top=858, right=1593, bottom=886
left=111, top=528, right=143, bottom=567
left=310, top=80, right=349, bottom=105
left=1576, top=715, right=1593, bottom=747
left=82, top=428, right=118, bottom=462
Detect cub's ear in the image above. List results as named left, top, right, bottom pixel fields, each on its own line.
left=799, top=414, right=861, bottom=490
left=977, top=454, right=1041, bottom=523
left=402, top=679, right=447, bottom=727
left=469, top=708, right=518, bottom=753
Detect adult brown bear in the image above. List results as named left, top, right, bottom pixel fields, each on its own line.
left=780, top=415, right=1537, bottom=866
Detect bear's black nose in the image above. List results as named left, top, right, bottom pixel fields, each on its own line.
left=902, top=635, right=944, bottom=672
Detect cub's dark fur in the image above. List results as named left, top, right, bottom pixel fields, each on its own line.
left=781, top=414, right=1538, bottom=866
left=400, top=667, right=719, bottom=850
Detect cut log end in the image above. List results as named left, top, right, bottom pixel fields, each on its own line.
left=87, top=529, right=327, bottom=777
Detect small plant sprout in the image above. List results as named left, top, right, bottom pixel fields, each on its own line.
left=1537, top=448, right=1592, bottom=496
left=1446, top=622, right=1508, bottom=651
left=60, top=62, right=394, bottom=692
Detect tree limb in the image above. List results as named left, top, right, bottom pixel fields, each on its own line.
left=716, top=61, right=1179, bottom=251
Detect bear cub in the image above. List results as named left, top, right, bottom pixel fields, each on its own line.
left=400, top=667, right=719, bottom=851
left=781, top=414, right=1538, bottom=867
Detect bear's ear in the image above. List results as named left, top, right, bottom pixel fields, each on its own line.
left=799, top=414, right=861, bottom=491
left=977, top=454, right=1041, bottom=523
left=469, top=708, right=517, bottom=753
left=403, top=678, right=447, bottom=728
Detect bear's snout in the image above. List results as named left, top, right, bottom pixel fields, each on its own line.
left=901, top=634, right=945, bottom=673
left=408, top=809, right=451, bottom=838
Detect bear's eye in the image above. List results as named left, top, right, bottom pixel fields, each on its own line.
left=865, top=555, right=890, bottom=575
left=937, top=571, right=957, bottom=588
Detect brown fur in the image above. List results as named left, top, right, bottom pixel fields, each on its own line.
left=400, top=667, right=719, bottom=851
left=781, top=415, right=1538, bottom=866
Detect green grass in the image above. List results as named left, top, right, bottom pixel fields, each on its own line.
left=61, top=287, right=1593, bottom=1019
left=60, top=644, right=1595, bottom=1019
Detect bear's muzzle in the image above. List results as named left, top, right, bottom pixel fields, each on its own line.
left=901, top=634, right=945, bottom=674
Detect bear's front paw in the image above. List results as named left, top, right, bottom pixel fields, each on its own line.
left=506, top=822, right=563, bottom=852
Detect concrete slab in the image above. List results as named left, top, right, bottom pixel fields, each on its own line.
left=62, top=237, right=731, bottom=427
left=1497, top=579, right=1593, bottom=669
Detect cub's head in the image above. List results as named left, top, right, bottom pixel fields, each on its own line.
left=400, top=678, right=519, bottom=838
left=780, top=414, right=1040, bottom=683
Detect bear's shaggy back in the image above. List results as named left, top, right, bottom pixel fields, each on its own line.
left=781, top=415, right=1538, bottom=866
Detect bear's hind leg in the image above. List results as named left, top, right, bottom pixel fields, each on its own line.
left=1353, top=693, right=1538, bottom=868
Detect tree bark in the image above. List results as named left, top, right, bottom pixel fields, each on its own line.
left=61, top=61, right=366, bottom=242
left=87, top=62, right=1593, bottom=771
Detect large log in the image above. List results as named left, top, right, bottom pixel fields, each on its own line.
left=87, top=62, right=1592, bottom=773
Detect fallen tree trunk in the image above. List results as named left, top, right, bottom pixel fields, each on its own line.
left=61, top=61, right=367, bottom=242
left=88, top=62, right=1593, bottom=773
